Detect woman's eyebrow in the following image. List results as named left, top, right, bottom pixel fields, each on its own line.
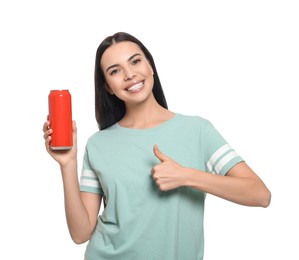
left=106, top=53, right=142, bottom=73
left=128, top=53, right=141, bottom=62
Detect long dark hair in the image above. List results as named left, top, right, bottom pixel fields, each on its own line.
left=94, top=32, right=168, bottom=130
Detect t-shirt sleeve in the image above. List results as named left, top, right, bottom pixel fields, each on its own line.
left=202, top=120, right=244, bottom=176
left=80, top=146, right=104, bottom=195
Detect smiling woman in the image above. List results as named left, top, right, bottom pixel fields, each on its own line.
left=101, top=43, right=154, bottom=106
left=42, top=32, right=271, bottom=260
left=94, top=33, right=168, bottom=130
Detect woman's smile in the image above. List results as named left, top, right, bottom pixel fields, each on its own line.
left=126, top=81, right=144, bottom=92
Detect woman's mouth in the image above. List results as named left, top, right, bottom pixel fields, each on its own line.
left=126, top=82, right=144, bottom=92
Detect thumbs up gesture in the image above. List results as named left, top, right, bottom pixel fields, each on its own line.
left=152, top=144, right=187, bottom=191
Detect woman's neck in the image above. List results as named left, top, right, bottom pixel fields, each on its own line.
left=119, top=97, right=174, bottom=129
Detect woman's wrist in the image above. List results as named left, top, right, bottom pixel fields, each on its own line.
left=60, top=158, right=77, bottom=173
left=182, top=167, right=203, bottom=189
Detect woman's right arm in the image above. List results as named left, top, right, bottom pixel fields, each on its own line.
left=43, top=120, right=102, bottom=244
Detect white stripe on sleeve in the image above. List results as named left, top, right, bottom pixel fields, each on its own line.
left=80, top=178, right=100, bottom=188
left=80, top=169, right=100, bottom=188
left=207, top=144, right=231, bottom=172
left=214, top=151, right=239, bottom=174
left=81, top=169, right=97, bottom=178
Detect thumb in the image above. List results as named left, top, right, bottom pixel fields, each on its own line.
left=153, top=144, right=170, bottom=162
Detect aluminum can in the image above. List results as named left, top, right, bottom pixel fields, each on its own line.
left=48, top=90, right=72, bottom=150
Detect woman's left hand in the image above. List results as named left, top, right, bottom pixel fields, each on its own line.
left=151, top=145, right=187, bottom=191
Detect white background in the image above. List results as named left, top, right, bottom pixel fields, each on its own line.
left=0, top=0, right=298, bottom=259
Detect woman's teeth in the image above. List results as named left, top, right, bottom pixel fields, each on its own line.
left=127, top=82, right=143, bottom=92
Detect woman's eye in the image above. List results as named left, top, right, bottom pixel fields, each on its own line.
left=132, top=59, right=141, bottom=65
left=110, top=69, right=119, bottom=75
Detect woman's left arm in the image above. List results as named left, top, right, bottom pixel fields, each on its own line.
left=185, top=162, right=271, bottom=207
left=152, top=145, right=271, bottom=207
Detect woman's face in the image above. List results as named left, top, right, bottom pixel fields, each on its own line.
left=100, top=41, right=154, bottom=105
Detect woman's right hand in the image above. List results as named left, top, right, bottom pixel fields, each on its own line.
left=43, top=119, right=78, bottom=167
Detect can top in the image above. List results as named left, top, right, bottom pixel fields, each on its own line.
left=49, top=90, right=71, bottom=97
left=50, top=89, right=69, bottom=92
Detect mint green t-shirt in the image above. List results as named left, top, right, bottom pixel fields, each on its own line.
left=80, top=114, right=243, bottom=260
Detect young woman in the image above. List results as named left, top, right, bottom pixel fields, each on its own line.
left=43, top=32, right=271, bottom=260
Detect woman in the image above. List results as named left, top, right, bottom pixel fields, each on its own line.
left=43, top=32, right=271, bottom=260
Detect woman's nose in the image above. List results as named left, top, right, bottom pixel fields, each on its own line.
left=124, top=68, right=135, bottom=81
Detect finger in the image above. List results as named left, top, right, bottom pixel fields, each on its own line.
left=72, top=120, right=77, bottom=131
left=43, top=128, right=52, bottom=140
left=153, top=144, right=170, bottom=162
left=42, top=121, right=50, bottom=132
left=44, top=134, right=52, bottom=152
left=72, top=120, right=77, bottom=143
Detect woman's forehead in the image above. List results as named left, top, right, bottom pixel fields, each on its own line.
left=101, top=41, right=143, bottom=65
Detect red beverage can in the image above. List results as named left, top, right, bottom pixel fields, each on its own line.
left=48, top=90, right=73, bottom=150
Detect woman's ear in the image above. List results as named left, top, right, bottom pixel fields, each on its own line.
left=105, top=83, right=114, bottom=95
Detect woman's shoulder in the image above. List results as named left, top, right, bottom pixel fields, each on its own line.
left=175, top=113, right=212, bottom=127
left=86, top=124, right=118, bottom=143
